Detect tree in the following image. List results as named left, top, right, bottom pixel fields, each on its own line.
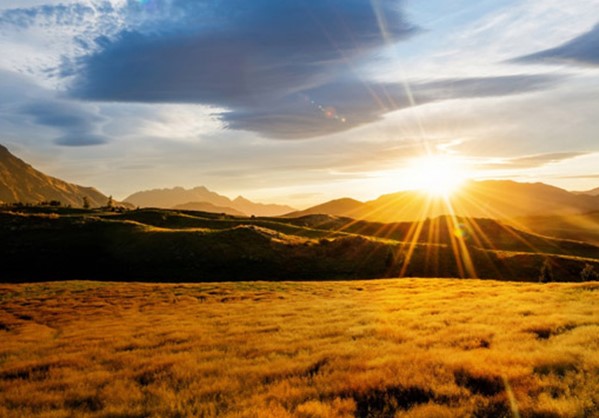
left=539, top=258, right=554, bottom=283
left=82, top=196, right=90, bottom=209
left=107, top=195, right=114, bottom=209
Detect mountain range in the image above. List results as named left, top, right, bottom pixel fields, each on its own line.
left=2, top=143, right=599, bottom=227
left=0, top=144, right=294, bottom=215
left=288, top=180, right=599, bottom=222
left=124, top=187, right=296, bottom=217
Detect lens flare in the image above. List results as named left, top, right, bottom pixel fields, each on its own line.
left=300, top=94, right=347, bottom=123
left=454, top=223, right=470, bottom=240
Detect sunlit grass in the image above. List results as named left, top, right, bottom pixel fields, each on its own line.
left=0, top=279, right=597, bottom=417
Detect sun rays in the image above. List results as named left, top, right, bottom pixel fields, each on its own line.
left=405, top=154, right=470, bottom=197
left=321, top=172, right=575, bottom=281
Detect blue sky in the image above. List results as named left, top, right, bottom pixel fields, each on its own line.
left=1, top=0, right=598, bottom=206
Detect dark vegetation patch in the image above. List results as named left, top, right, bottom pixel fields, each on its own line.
left=454, top=369, right=504, bottom=396
left=135, top=362, right=174, bottom=386
left=306, top=358, right=329, bottom=378
left=0, top=363, right=52, bottom=381
left=526, top=323, right=578, bottom=340
left=65, top=395, right=103, bottom=412
left=349, top=385, right=434, bottom=417
left=473, top=398, right=511, bottom=418
left=533, top=360, right=578, bottom=377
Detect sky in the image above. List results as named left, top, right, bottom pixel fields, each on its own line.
left=1, top=0, right=598, bottom=208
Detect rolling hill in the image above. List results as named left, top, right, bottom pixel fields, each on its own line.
left=172, top=201, right=245, bottom=216
left=289, top=180, right=599, bottom=222
left=512, top=211, right=599, bottom=246
left=1, top=206, right=597, bottom=282
left=0, top=144, right=109, bottom=208
left=575, top=186, right=599, bottom=196
left=125, top=186, right=295, bottom=216
left=284, top=197, right=364, bottom=218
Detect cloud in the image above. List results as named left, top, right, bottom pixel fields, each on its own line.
left=475, top=152, right=587, bottom=170
left=22, top=99, right=110, bottom=146
left=0, top=70, right=109, bottom=146
left=512, top=22, right=599, bottom=67
left=5, top=1, right=567, bottom=140
left=21, top=100, right=103, bottom=131
left=507, top=152, right=586, bottom=168
left=67, top=0, right=419, bottom=137
left=222, top=74, right=563, bottom=138
left=70, top=1, right=416, bottom=103
left=0, top=3, right=98, bottom=28
left=557, top=173, right=599, bottom=179
left=70, top=11, right=563, bottom=140
left=54, top=133, right=108, bottom=146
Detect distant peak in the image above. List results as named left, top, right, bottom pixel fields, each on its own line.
left=233, top=195, right=250, bottom=203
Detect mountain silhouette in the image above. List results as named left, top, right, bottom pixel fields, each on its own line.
left=125, top=186, right=295, bottom=216
left=0, top=144, right=110, bottom=207
left=289, top=180, right=599, bottom=222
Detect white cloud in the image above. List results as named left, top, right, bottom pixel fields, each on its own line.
left=388, top=0, right=599, bottom=81
left=100, top=103, right=226, bottom=141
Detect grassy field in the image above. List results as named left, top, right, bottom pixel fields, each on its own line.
left=0, top=279, right=597, bottom=417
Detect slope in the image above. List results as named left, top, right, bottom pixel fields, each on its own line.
left=0, top=144, right=109, bottom=207
left=293, top=180, right=599, bottom=222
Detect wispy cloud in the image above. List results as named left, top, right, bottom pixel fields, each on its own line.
left=512, top=22, right=599, bottom=67
left=474, top=152, right=588, bottom=170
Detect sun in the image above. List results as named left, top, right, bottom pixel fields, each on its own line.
left=406, top=154, right=469, bottom=196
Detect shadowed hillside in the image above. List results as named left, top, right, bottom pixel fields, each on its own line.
left=1, top=206, right=597, bottom=283
left=512, top=211, right=599, bottom=246
left=172, top=201, right=245, bottom=216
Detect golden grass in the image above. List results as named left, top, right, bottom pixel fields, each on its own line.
left=0, top=279, right=597, bottom=417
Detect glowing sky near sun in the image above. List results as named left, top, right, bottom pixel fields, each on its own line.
left=0, top=0, right=598, bottom=207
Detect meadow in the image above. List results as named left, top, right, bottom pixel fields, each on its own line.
left=0, top=279, right=597, bottom=417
